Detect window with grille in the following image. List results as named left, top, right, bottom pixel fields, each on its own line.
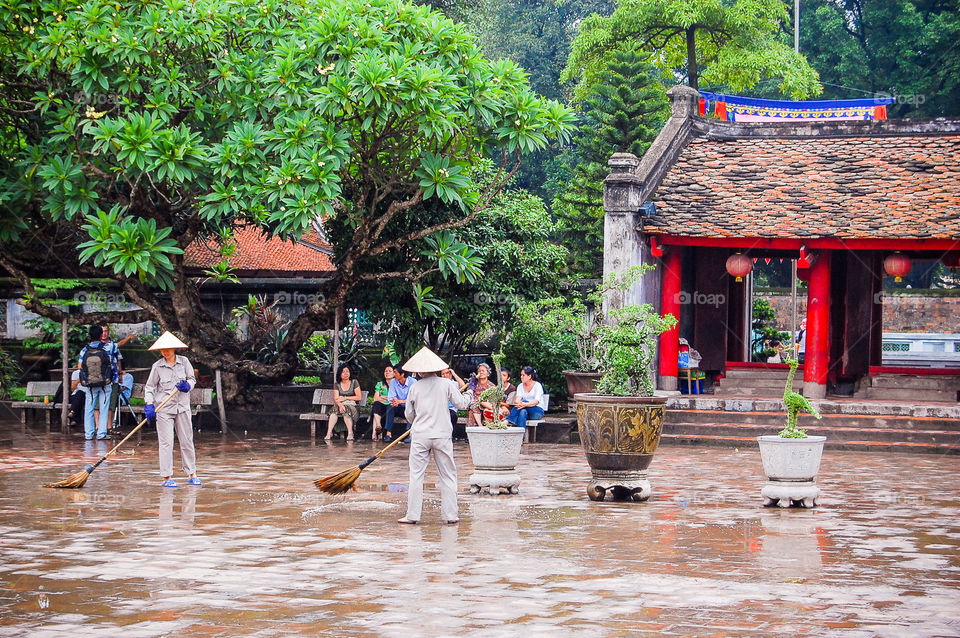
left=882, top=342, right=910, bottom=352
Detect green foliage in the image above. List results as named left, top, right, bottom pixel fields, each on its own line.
left=778, top=353, right=820, bottom=437
left=355, top=164, right=568, bottom=359
left=230, top=295, right=290, bottom=363
left=594, top=299, right=677, bottom=397
left=555, top=49, right=668, bottom=277
left=799, top=0, right=960, bottom=118
left=501, top=300, right=579, bottom=398
left=0, top=0, right=573, bottom=389
left=297, top=333, right=329, bottom=371
left=292, top=375, right=322, bottom=385
left=7, top=386, right=27, bottom=402
left=0, top=351, right=22, bottom=399
left=563, top=0, right=822, bottom=99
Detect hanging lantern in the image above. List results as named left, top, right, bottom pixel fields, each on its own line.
left=797, top=267, right=811, bottom=283
left=726, top=253, right=753, bottom=282
left=941, top=252, right=960, bottom=270
left=883, top=252, right=912, bottom=282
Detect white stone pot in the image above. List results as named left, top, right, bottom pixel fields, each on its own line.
left=465, top=426, right=525, bottom=494
left=756, top=435, right=827, bottom=508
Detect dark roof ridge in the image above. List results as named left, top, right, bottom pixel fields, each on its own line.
left=691, top=116, right=960, bottom=140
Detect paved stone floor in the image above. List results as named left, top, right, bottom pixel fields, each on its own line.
left=0, top=426, right=959, bottom=637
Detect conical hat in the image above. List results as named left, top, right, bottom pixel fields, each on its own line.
left=402, top=346, right=448, bottom=374
left=149, top=331, right=189, bottom=350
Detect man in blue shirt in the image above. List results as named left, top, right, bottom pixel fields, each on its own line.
left=77, top=325, right=120, bottom=440
left=384, top=365, right=416, bottom=442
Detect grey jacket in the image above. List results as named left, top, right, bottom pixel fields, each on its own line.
left=405, top=375, right=472, bottom=439
left=144, top=355, right=196, bottom=415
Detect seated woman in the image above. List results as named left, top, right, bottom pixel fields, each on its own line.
left=506, top=366, right=545, bottom=429
left=325, top=364, right=361, bottom=441
left=499, top=366, right=517, bottom=419
left=466, top=363, right=495, bottom=426
left=369, top=365, right=393, bottom=441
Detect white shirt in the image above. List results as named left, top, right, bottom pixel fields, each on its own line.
left=405, top=376, right=473, bottom=439
left=515, top=381, right=544, bottom=408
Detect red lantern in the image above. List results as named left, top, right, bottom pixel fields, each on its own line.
left=797, top=267, right=811, bottom=283
left=883, top=252, right=912, bottom=282
left=797, top=246, right=817, bottom=269
left=941, top=252, right=960, bottom=270
left=725, top=253, right=753, bottom=282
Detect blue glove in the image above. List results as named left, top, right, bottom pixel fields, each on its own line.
left=144, top=404, right=156, bottom=422
left=176, top=380, right=191, bottom=392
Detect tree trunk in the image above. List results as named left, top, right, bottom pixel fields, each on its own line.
left=686, top=27, right=699, bottom=90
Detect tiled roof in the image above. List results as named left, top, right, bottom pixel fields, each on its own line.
left=184, top=226, right=334, bottom=275
left=646, top=134, right=960, bottom=239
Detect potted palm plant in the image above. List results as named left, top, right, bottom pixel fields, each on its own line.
left=575, top=266, right=677, bottom=502
left=465, top=353, right=526, bottom=495
left=757, top=353, right=826, bottom=508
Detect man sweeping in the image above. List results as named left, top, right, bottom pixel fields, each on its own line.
left=397, top=347, right=473, bottom=525
left=144, top=331, right=201, bottom=488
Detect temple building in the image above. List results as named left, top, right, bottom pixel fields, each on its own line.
left=604, top=85, right=960, bottom=400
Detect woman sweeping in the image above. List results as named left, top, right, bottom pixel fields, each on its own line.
left=144, top=331, right=201, bottom=488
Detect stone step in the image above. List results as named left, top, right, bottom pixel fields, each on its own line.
left=868, top=374, right=960, bottom=391
left=659, top=433, right=960, bottom=455
left=666, top=409, right=960, bottom=431
left=722, top=368, right=796, bottom=380
left=862, top=387, right=960, bottom=402
left=714, top=386, right=800, bottom=397
left=718, top=377, right=802, bottom=389
left=667, top=396, right=960, bottom=419
left=663, top=420, right=960, bottom=445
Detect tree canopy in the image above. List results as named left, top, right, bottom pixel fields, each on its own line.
left=798, top=0, right=960, bottom=118
left=562, top=0, right=822, bottom=99
left=554, top=48, right=668, bottom=277
left=0, top=0, right=573, bottom=398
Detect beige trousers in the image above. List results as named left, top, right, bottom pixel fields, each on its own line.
left=405, top=437, right=458, bottom=522
left=157, top=410, right=196, bottom=477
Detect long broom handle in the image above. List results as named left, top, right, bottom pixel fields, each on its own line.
left=357, top=428, right=411, bottom=470
left=89, top=389, right=179, bottom=472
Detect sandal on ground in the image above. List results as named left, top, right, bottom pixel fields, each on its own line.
left=161, top=478, right=178, bottom=488
left=346, top=437, right=354, bottom=441
left=397, top=518, right=418, bottom=524
left=324, top=436, right=333, bottom=441
left=187, top=477, right=202, bottom=486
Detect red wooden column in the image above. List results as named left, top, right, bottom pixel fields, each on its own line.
left=659, top=247, right=682, bottom=391
left=803, top=252, right=831, bottom=399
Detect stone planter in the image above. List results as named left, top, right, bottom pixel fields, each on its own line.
left=563, top=371, right=602, bottom=413
left=574, top=392, right=667, bottom=502
left=757, top=435, right=827, bottom=508
left=465, top=426, right=525, bottom=495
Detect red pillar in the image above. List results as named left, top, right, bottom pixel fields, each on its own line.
left=803, top=252, right=830, bottom=398
left=659, top=247, right=681, bottom=390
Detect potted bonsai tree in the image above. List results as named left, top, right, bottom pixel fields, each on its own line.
left=575, top=267, right=677, bottom=502
left=757, top=352, right=826, bottom=508
left=465, top=353, right=526, bottom=495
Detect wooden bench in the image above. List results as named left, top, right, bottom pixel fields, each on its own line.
left=299, top=389, right=370, bottom=439
left=525, top=394, right=550, bottom=443
left=125, top=383, right=215, bottom=429
left=11, top=381, right=64, bottom=429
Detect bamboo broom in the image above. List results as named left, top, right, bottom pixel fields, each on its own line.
left=314, top=429, right=411, bottom=494
left=45, top=389, right=179, bottom=489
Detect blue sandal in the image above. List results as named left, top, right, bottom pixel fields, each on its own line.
left=161, top=478, right=178, bottom=488
left=187, top=477, right=202, bottom=486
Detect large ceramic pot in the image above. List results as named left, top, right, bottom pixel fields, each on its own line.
left=465, top=426, right=525, bottom=495
left=756, top=435, right=827, bottom=508
left=574, top=393, right=667, bottom=502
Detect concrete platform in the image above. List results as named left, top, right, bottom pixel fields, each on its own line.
left=1, top=431, right=959, bottom=635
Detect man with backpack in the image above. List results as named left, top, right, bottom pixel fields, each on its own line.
left=77, top=325, right=120, bottom=440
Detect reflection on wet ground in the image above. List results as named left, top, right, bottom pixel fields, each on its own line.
left=1, top=429, right=959, bottom=636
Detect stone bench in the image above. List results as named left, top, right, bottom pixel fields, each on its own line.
left=11, top=381, right=64, bottom=428
left=524, top=394, right=550, bottom=443
left=299, top=389, right=370, bottom=439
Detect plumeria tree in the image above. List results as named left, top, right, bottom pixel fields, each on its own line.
left=0, top=0, right=573, bottom=401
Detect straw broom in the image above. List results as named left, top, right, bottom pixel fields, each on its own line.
left=314, top=429, right=411, bottom=494
left=45, top=389, right=179, bottom=489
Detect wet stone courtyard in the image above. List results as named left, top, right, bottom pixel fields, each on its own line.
left=1, top=427, right=959, bottom=637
